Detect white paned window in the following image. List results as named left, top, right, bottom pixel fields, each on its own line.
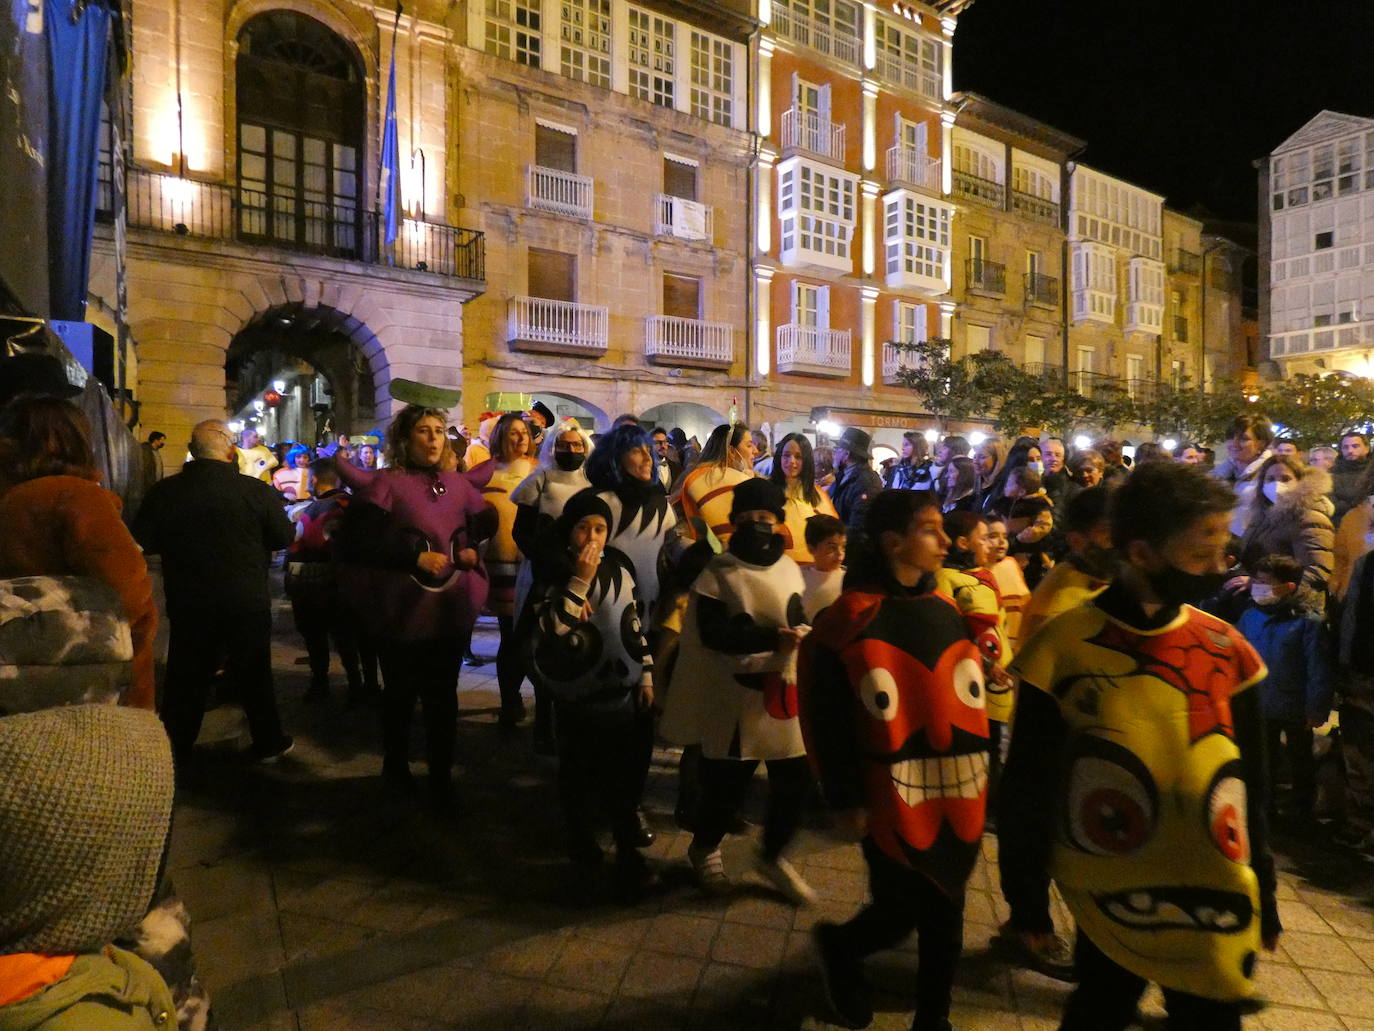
left=770, top=0, right=860, bottom=64
left=1070, top=168, right=1162, bottom=259
left=628, top=7, right=675, bottom=108
left=778, top=156, right=858, bottom=271
left=1071, top=241, right=1116, bottom=323
left=1012, top=164, right=1054, bottom=200
left=894, top=301, right=926, bottom=344
left=873, top=18, right=940, bottom=101
left=883, top=191, right=953, bottom=289
left=1125, top=257, right=1165, bottom=333
left=560, top=0, right=611, bottom=87
left=485, top=0, right=541, bottom=66
left=1024, top=334, right=1045, bottom=366
left=953, top=141, right=1003, bottom=185
left=792, top=282, right=828, bottom=327
left=690, top=32, right=733, bottom=127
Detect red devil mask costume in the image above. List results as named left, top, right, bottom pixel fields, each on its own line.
left=800, top=588, right=990, bottom=898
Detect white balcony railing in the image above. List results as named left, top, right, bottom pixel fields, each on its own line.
left=508, top=296, right=609, bottom=354
left=768, top=5, right=861, bottom=65
left=885, top=147, right=941, bottom=193
left=776, top=324, right=851, bottom=377
left=781, top=107, right=845, bottom=163
left=882, top=342, right=906, bottom=384
left=654, top=195, right=713, bottom=242
left=873, top=52, right=942, bottom=102
left=645, top=315, right=733, bottom=367
left=526, top=165, right=594, bottom=219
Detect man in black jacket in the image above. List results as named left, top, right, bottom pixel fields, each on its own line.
left=829, top=427, right=884, bottom=545
left=1333, top=431, right=1371, bottom=524
left=650, top=426, right=683, bottom=492
left=133, top=419, right=296, bottom=771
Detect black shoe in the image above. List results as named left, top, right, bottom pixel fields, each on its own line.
left=464, top=649, right=488, bottom=668
left=814, top=922, right=872, bottom=1029
left=633, top=808, right=656, bottom=847
left=253, top=735, right=295, bottom=764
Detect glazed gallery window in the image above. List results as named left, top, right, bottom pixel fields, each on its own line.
left=883, top=193, right=952, bottom=281
left=628, top=7, right=675, bottom=108
left=485, top=0, right=542, bottom=66
left=872, top=17, right=939, bottom=101
left=690, top=31, right=733, bottom=127
left=778, top=158, right=857, bottom=265
left=560, top=0, right=611, bottom=87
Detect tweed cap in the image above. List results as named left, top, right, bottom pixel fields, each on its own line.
left=0, top=705, right=173, bottom=955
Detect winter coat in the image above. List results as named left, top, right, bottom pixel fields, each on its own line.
left=1331, top=499, right=1374, bottom=602
left=884, top=460, right=935, bottom=492
left=0, top=947, right=175, bottom=1031
left=1237, top=600, right=1332, bottom=723
left=1238, top=468, right=1335, bottom=598
left=830, top=462, right=884, bottom=537
left=1331, top=455, right=1371, bottom=524
left=1213, top=451, right=1273, bottom=535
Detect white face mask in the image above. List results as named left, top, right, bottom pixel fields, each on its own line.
left=1262, top=480, right=1298, bottom=504
left=1251, top=584, right=1278, bottom=605
left=1027, top=461, right=1045, bottom=475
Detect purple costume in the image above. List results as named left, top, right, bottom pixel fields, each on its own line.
left=335, top=462, right=490, bottom=641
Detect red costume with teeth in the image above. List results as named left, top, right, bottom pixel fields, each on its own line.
left=800, top=586, right=990, bottom=898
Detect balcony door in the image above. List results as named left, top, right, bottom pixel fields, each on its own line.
left=536, top=122, right=577, bottom=173
left=896, top=115, right=928, bottom=157
left=236, top=12, right=364, bottom=255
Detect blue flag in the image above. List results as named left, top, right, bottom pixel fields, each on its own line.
left=379, top=23, right=401, bottom=247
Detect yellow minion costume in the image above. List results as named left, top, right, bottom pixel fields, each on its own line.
left=999, top=580, right=1279, bottom=1024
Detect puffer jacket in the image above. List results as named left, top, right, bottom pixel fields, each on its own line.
left=1236, top=597, right=1333, bottom=723
left=1239, top=467, right=1335, bottom=598
left=0, top=948, right=175, bottom=1031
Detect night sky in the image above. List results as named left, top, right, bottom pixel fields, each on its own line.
left=952, top=0, right=1374, bottom=226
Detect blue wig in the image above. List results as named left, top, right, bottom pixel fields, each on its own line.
left=585, top=423, right=656, bottom=490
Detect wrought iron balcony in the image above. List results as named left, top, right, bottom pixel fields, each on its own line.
left=508, top=296, right=609, bottom=356
left=952, top=169, right=1005, bottom=207
left=644, top=315, right=733, bottom=368
left=776, top=324, right=851, bottom=377
left=526, top=165, right=594, bottom=219
left=1011, top=189, right=1059, bottom=225
left=966, top=258, right=1006, bottom=295
left=885, top=147, right=942, bottom=194
left=780, top=107, right=845, bottom=163
left=95, top=165, right=484, bottom=280
left=654, top=195, right=713, bottom=242
left=1022, top=362, right=1066, bottom=385
left=1025, top=273, right=1060, bottom=308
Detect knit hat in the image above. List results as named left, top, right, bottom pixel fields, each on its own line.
left=729, top=477, right=787, bottom=524
left=0, top=706, right=173, bottom=955
left=553, top=489, right=615, bottom=547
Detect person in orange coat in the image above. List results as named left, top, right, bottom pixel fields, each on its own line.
left=0, top=396, right=158, bottom=709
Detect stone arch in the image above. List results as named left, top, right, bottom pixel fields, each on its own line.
left=639, top=401, right=725, bottom=446
left=530, top=391, right=609, bottom=432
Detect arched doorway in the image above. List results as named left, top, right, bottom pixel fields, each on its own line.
left=226, top=303, right=378, bottom=443
left=640, top=401, right=723, bottom=447
left=531, top=392, right=607, bottom=432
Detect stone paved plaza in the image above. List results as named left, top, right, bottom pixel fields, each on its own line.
left=166, top=590, right=1374, bottom=1031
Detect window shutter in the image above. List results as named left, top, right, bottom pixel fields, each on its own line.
left=819, top=82, right=832, bottom=121
left=914, top=120, right=928, bottom=155
left=791, top=71, right=800, bottom=106
left=915, top=303, right=927, bottom=342
left=818, top=285, right=831, bottom=329
left=790, top=279, right=800, bottom=321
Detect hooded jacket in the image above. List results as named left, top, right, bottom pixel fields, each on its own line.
left=0, top=949, right=174, bottom=1031
left=1239, top=467, right=1335, bottom=598
left=1237, top=596, right=1333, bottom=723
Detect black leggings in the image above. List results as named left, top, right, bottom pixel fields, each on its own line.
left=496, top=614, right=526, bottom=715
left=693, top=755, right=812, bottom=860
left=376, top=637, right=465, bottom=789
left=831, top=838, right=965, bottom=1031
left=555, top=700, right=653, bottom=851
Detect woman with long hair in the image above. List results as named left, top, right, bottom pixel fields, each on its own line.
left=1235, top=455, right=1334, bottom=604
left=941, top=456, right=977, bottom=513
left=885, top=431, right=935, bottom=491
left=0, top=396, right=158, bottom=709
left=467, top=412, right=538, bottom=730
left=676, top=422, right=758, bottom=543
left=972, top=436, right=1010, bottom=514
left=334, top=405, right=491, bottom=812
left=354, top=442, right=378, bottom=470
left=769, top=432, right=838, bottom=564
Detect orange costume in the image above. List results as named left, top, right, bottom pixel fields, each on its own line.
left=679, top=465, right=753, bottom=544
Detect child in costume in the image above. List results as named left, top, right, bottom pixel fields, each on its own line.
left=661, top=478, right=815, bottom=905
left=526, top=490, right=656, bottom=900
left=800, top=489, right=989, bottom=1031
left=801, top=513, right=846, bottom=620
left=1236, top=554, right=1333, bottom=825
left=1017, top=486, right=1112, bottom=645
left=1000, top=462, right=1281, bottom=1030
left=984, top=515, right=1030, bottom=647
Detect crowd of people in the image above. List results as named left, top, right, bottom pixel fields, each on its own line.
left=7, top=364, right=1374, bottom=1030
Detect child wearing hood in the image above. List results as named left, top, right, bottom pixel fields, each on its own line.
left=526, top=489, right=656, bottom=900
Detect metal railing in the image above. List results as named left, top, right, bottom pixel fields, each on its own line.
left=966, top=258, right=1005, bottom=295
left=776, top=324, right=851, bottom=375
left=1170, top=249, right=1201, bottom=276
left=1022, top=362, right=1066, bottom=385
left=781, top=107, right=846, bottom=162
left=952, top=169, right=1005, bottom=207
left=1025, top=272, right=1060, bottom=308
left=96, top=165, right=484, bottom=280
left=654, top=195, right=713, bottom=242
left=644, top=315, right=733, bottom=365
left=526, top=165, right=594, bottom=219
left=881, top=341, right=908, bottom=384
left=508, top=296, right=609, bottom=352
left=1011, top=189, right=1059, bottom=225
left=768, top=4, right=860, bottom=65
left=1173, top=315, right=1189, bottom=342
left=885, top=146, right=941, bottom=192
left=872, top=51, right=941, bottom=102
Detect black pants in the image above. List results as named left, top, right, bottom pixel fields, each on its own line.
left=554, top=699, right=653, bottom=852
left=831, top=838, right=965, bottom=1031
left=496, top=614, right=528, bottom=717
left=1265, top=718, right=1315, bottom=814
left=290, top=594, right=362, bottom=694
left=376, top=637, right=464, bottom=790
left=693, top=754, right=812, bottom=860
left=997, top=723, right=1054, bottom=932
left=357, top=631, right=381, bottom=693
left=163, top=608, right=286, bottom=766
left=1060, top=931, right=1241, bottom=1030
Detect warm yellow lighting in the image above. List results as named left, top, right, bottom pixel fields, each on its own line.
left=861, top=286, right=879, bottom=387
left=755, top=267, right=775, bottom=377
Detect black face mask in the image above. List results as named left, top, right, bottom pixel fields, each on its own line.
left=1147, top=564, right=1227, bottom=607
left=1076, top=544, right=1119, bottom=581
left=554, top=450, right=586, bottom=472
left=730, top=519, right=786, bottom=566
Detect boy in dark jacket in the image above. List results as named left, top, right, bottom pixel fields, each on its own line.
left=1237, top=554, right=1333, bottom=824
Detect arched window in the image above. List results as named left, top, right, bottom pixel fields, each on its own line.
left=236, top=11, right=364, bottom=254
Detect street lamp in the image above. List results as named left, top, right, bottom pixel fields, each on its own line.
left=968, top=430, right=987, bottom=447
left=1073, top=434, right=1092, bottom=450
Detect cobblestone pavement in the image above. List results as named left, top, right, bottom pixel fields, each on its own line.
left=168, top=597, right=1374, bottom=1031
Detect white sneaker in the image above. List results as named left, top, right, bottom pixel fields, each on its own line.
left=756, top=853, right=817, bottom=906
left=688, top=843, right=730, bottom=894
